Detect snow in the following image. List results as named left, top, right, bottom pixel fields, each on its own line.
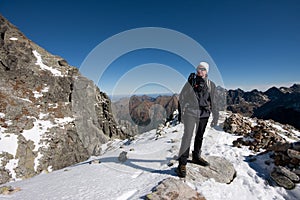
left=5, top=120, right=13, bottom=126
left=0, top=133, right=19, bottom=158
left=54, top=117, right=74, bottom=126
left=272, top=124, right=288, bottom=133
left=13, top=116, right=75, bottom=173
left=0, top=133, right=19, bottom=180
left=47, top=166, right=53, bottom=173
left=16, top=97, right=32, bottom=103
left=48, top=103, right=58, bottom=108
left=9, top=37, right=18, bottom=41
left=21, top=118, right=54, bottom=151
left=33, top=86, right=49, bottom=99
left=0, top=113, right=5, bottom=118
left=5, top=159, right=19, bottom=180
left=39, top=113, right=48, bottom=120
left=292, top=129, right=300, bottom=138
left=32, top=50, right=63, bottom=77
left=1, top=113, right=299, bottom=200
left=34, top=152, right=43, bottom=172
left=33, top=91, right=43, bottom=98
left=116, top=190, right=138, bottom=200
left=272, top=124, right=298, bottom=143
left=21, top=117, right=75, bottom=152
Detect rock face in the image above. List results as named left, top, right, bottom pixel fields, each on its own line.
left=253, top=92, right=300, bottom=130
left=226, top=85, right=300, bottom=130
left=187, top=156, right=236, bottom=184
left=112, top=94, right=179, bottom=134
left=0, top=14, right=126, bottom=183
left=226, top=89, right=268, bottom=117
left=146, top=178, right=205, bottom=200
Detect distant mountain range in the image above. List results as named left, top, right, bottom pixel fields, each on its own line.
left=112, top=84, right=300, bottom=132
left=112, top=94, right=179, bottom=134
left=227, top=84, right=300, bottom=130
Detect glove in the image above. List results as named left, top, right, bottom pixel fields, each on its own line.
left=211, top=118, right=218, bottom=127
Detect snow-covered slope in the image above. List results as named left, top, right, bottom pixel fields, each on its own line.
left=1, top=112, right=299, bottom=200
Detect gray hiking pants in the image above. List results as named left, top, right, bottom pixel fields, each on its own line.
left=178, top=114, right=209, bottom=165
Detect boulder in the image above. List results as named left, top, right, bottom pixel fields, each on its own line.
left=0, top=168, right=10, bottom=184
left=146, top=178, right=205, bottom=200
left=287, top=149, right=300, bottom=160
left=268, top=142, right=291, bottom=152
left=271, top=170, right=295, bottom=190
left=118, top=151, right=128, bottom=163
left=274, top=166, right=299, bottom=182
left=0, top=185, right=21, bottom=195
left=187, top=156, right=236, bottom=184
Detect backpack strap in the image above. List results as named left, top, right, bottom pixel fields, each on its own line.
left=206, top=79, right=212, bottom=94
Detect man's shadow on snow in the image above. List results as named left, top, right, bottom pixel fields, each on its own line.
left=76, top=156, right=178, bottom=177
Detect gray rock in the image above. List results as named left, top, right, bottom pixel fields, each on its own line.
left=271, top=170, right=295, bottom=190
left=187, top=156, right=236, bottom=184
left=269, top=142, right=291, bottom=152
left=275, top=166, right=299, bottom=182
left=72, top=76, right=109, bottom=155
left=146, top=178, right=205, bottom=200
left=14, top=134, right=36, bottom=178
left=58, top=59, right=68, bottom=66
left=0, top=185, right=21, bottom=195
left=287, top=149, right=300, bottom=160
left=0, top=168, right=11, bottom=184
left=118, top=151, right=128, bottom=163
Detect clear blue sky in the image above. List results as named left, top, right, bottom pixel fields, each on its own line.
left=1, top=0, right=300, bottom=94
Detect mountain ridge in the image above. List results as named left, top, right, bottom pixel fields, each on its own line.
left=0, top=14, right=127, bottom=184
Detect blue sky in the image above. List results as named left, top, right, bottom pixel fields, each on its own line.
left=1, top=0, right=300, bottom=94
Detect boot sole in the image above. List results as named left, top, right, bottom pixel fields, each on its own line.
left=175, top=168, right=186, bottom=178
left=190, top=159, right=210, bottom=167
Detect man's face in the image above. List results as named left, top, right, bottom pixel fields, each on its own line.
left=196, top=66, right=207, bottom=78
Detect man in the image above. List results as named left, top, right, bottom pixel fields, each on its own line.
left=176, top=61, right=219, bottom=178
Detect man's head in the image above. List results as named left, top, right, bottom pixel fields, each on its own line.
left=196, top=61, right=209, bottom=78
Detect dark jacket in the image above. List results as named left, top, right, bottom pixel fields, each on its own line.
left=179, top=74, right=219, bottom=121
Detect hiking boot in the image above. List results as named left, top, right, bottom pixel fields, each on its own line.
left=192, top=156, right=210, bottom=166
left=175, top=164, right=186, bottom=178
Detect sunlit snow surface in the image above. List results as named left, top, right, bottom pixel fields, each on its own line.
left=1, top=112, right=299, bottom=200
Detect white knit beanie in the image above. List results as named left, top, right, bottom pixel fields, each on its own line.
left=198, top=61, right=209, bottom=73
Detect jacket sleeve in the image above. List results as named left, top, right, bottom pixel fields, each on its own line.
left=210, top=81, right=219, bottom=121
left=178, top=81, right=191, bottom=118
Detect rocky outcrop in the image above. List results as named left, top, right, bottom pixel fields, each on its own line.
left=224, top=114, right=300, bottom=189
left=223, top=113, right=298, bottom=152
left=267, top=141, right=300, bottom=189
left=0, top=14, right=127, bottom=183
left=187, top=156, right=236, bottom=184
left=146, top=178, right=205, bottom=200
